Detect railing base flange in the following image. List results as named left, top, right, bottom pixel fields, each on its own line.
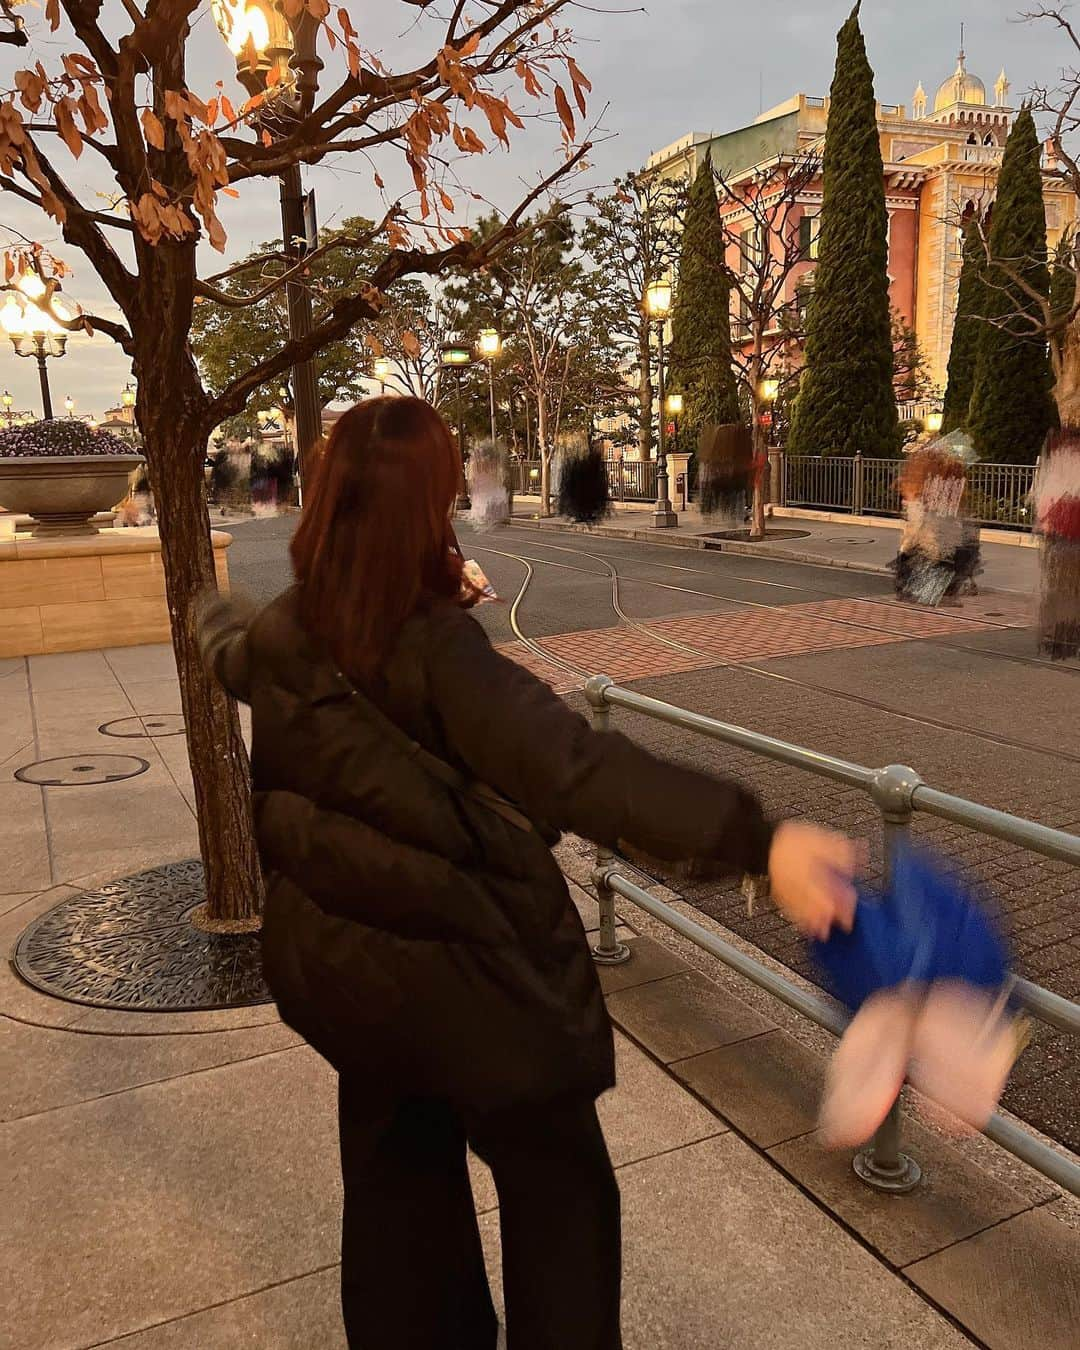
left=853, top=1148, right=922, bottom=1194
left=592, top=941, right=632, bottom=966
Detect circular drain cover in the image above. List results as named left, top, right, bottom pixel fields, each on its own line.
left=13, top=860, right=270, bottom=1012
left=100, top=714, right=185, bottom=740
left=14, top=754, right=149, bottom=786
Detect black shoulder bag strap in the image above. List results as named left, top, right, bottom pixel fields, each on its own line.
left=329, top=665, right=536, bottom=835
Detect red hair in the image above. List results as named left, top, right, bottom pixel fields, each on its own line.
left=290, top=397, right=478, bottom=679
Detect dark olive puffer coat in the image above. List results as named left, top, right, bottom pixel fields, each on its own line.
left=200, top=587, right=774, bottom=1112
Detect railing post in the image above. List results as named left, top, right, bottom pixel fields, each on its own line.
left=854, top=763, right=924, bottom=1193
left=585, top=676, right=631, bottom=965
left=852, top=453, right=864, bottom=516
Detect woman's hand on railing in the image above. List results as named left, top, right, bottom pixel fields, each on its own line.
left=768, top=821, right=861, bottom=941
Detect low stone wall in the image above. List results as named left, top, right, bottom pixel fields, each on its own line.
left=0, top=525, right=231, bottom=658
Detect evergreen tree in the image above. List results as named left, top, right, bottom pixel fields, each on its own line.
left=941, top=214, right=991, bottom=433
left=968, top=107, right=1056, bottom=463
left=788, top=3, right=899, bottom=457
left=1050, top=231, right=1076, bottom=322
left=668, top=153, right=739, bottom=451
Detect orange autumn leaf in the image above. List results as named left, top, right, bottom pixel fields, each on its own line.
left=142, top=109, right=166, bottom=151
left=55, top=98, right=84, bottom=159
left=554, top=84, right=575, bottom=143
left=401, top=330, right=421, bottom=359
left=221, top=95, right=237, bottom=124
left=364, top=332, right=385, bottom=357
left=45, top=0, right=60, bottom=32
left=438, top=187, right=454, bottom=213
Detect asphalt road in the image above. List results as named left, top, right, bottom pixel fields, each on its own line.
left=226, top=513, right=1080, bottom=1148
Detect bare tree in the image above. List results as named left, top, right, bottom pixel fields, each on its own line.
left=580, top=175, right=684, bottom=460
left=712, top=152, right=821, bottom=538
left=0, top=1, right=593, bottom=924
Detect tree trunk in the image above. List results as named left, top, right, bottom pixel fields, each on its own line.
left=135, top=342, right=262, bottom=928
left=637, top=322, right=654, bottom=461
left=748, top=345, right=767, bottom=541
left=538, top=396, right=552, bottom=516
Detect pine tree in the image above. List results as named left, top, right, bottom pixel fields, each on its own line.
left=941, top=215, right=991, bottom=433
left=668, top=153, right=739, bottom=452
left=968, top=108, right=1056, bottom=464
left=788, top=3, right=899, bottom=457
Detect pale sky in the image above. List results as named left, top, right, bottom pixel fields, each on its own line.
left=0, top=0, right=1069, bottom=419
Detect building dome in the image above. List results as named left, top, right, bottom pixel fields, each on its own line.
left=934, top=52, right=987, bottom=111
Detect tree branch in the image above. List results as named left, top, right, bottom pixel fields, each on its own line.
left=207, top=142, right=588, bottom=427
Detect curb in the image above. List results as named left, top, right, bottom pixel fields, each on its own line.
left=508, top=516, right=892, bottom=576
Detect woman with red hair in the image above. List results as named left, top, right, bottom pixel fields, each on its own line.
left=198, top=397, right=858, bottom=1349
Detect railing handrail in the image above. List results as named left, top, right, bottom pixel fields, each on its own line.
left=584, top=674, right=1080, bottom=1198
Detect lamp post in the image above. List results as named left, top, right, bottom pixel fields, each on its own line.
left=925, top=410, right=943, bottom=435
left=373, top=356, right=391, bottom=395
left=441, top=342, right=472, bottom=511
left=1, top=390, right=12, bottom=426
left=212, top=0, right=324, bottom=502
left=477, top=328, right=501, bottom=445
left=1, top=269, right=77, bottom=420
left=644, top=279, right=677, bottom=528
left=64, top=395, right=75, bottom=418
left=665, top=390, right=683, bottom=455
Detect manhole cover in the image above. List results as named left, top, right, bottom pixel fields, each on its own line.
left=99, top=714, right=185, bottom=739
left=14, top=754, right=150, bottom=786
left=13, top=860, right=270, bottom=1012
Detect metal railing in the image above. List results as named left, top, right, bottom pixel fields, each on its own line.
left=513, top=459, right=659, bottom=503
left=605, top=459, right=658, bottom=502
left=584, top=674, right=1080, bottom=1199
left=781, top=455, right=1036, bottom=530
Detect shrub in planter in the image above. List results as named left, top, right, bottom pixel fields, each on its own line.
left=0, top=419, right=145, bottom=537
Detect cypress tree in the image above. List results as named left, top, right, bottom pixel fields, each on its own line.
left=941, top=214, right=991, bottom=433
left=668, top=153, right=739, bottom=452
left=968, top=108, right=1056, bottom=464
left=1050, top=232, right=1075, bottom=322
left=788, top=3, right=899, bottom=457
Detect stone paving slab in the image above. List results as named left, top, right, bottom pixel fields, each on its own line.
left=99, top=1268, right=346, bottom=1350
left=768, top=1119, right=1033, bottom=1268
left=906, top=1206, right=1080, bottom=1350
left=0, top=1016, right=300, bottom=1122
left=3, top=1045, right=342, bottom=1350
left=672, top=1027, right=826, bottom=1149
left=595, top=933, right=691, bottom=994
left=480, top=1134, right=974, bottom=1350
left=606, top=969, right=774, bottom=1063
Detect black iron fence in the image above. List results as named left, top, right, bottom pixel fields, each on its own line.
left=782, top=455, right=1036, bottom=531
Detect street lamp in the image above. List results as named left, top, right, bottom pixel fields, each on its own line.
left=122, top=382, right=136, bottom=410
left=925, top=410, right=944, bottom=435
left=1, top=390, right=12, bottom=426
left=644, top=279, right=677, bottom=528
left=373, top=356, right=391, bottom=394
left=478, top=328, right=501, bottom=444
left=1, top=270, right=76, bottom=420
left=64, top=395, right=75, bottom=417
left=212, top=0, right=324, bottom=503
left=441, top=342, right=472, bottom=511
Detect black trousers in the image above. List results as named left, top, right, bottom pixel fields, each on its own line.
left=337, top=1080, right=623, bottom=1350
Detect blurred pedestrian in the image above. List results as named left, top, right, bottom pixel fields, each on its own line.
left=893, top=445, right=974, bottom=606
left=199, top=396, right=860, bottom=1350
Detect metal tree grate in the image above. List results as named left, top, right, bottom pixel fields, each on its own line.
left=13, top=861, right=271, bottom=1012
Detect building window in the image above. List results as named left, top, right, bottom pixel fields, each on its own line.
left=798, top=213, right=821, bottom=260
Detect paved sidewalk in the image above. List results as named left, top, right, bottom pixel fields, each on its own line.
left=511, top=503, right=1041, bottom=596
left=3, top=645, right=1079, bottom=1347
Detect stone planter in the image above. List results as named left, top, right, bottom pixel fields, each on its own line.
left=0, top=455, right=145, bottom=538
